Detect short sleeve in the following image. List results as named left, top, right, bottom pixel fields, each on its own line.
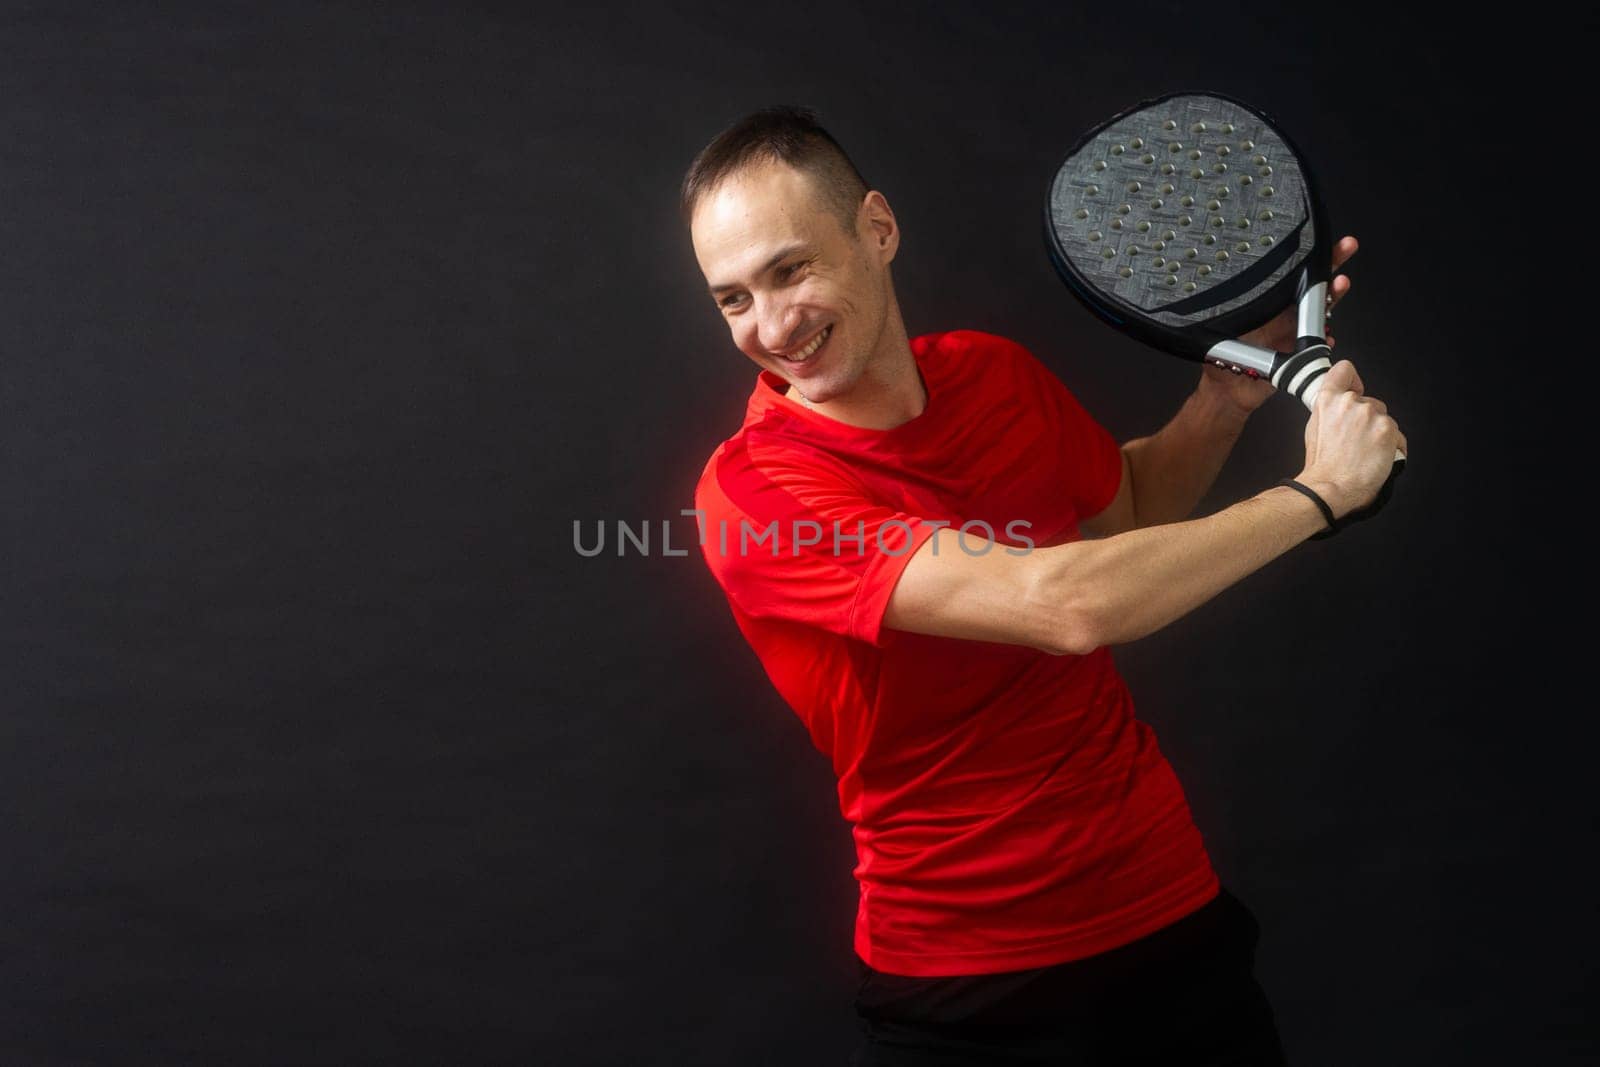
left=692, top=436, right=940, bottom=647
left=1009, top=344, right=1124, bottom=521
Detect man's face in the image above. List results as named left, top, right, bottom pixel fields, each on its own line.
left=691, top=160, right=895, bottom=405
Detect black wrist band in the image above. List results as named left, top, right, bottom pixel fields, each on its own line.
left=1276, top=478, right=1339, bottom=540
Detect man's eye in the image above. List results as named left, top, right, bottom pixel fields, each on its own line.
left=718, top=262, right=804, bottom=308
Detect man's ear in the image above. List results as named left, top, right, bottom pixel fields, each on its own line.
left=862, top=191, right=897, bottom=259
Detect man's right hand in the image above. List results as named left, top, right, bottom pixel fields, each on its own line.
left=1295, top=360, right=1408, bottom=520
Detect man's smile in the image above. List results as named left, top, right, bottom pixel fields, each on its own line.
left=776, top=323, right=832, bottom=366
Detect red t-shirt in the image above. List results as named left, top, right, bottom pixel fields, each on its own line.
left=692, top=328, right=1219, bottom=977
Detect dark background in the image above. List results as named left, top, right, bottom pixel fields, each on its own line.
left=2, top=2, right=1582, bottom=1064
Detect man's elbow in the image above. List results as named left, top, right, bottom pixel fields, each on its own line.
left=1021, top=557, right=1106, bottom=656
left=1036, top=612, right=1103, bottom=656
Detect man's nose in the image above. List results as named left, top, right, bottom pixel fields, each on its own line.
left=754, top=295, right=802, bottom=354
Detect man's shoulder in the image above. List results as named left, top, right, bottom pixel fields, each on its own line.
left=915, top=328, right=1052, bottom=399
left=926, top=326, right=1022, bottom=346
left=693, top=419, right=854, bottom=519
left=690, top=384, right=781, bottom=493
left=919, top=327, right=1028, bottom=357
left=918, top=327, right=1041, bottom=374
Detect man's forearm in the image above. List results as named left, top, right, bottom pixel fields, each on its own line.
left=1029, top=482, right=1331, bottom=653
left=1123, top=386, right=1251, bottom=528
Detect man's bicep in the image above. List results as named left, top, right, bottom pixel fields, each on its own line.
left=882, top=529, right=1083, bottom=654
left=1078, top=448, right=1135, bottom=539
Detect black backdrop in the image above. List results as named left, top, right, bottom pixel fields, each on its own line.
left=3, top=3, right=1584, bottom=1065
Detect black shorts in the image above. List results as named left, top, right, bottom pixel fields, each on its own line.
left=850, top=886, right=1289, bottom=1065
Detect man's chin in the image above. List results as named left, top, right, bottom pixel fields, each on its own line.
left=787, top=373, right=842, bottom=404
left=777, top=368, right=821, bottom=398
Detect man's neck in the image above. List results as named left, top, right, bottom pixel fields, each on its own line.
left=785, top=332, right=926, bottom=431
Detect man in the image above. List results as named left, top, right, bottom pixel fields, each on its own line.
left=682, top=105, right=1405, bottom=1065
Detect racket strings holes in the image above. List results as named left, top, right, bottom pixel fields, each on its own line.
left=1059, top=108, right=1284, bottom=300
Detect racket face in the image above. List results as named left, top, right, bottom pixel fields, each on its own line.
left=1045, top=90, right=1328, bottom=359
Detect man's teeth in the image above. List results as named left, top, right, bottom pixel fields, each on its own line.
left=787, top=325, right=830, bottom=361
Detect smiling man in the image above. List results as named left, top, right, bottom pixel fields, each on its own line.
left=683, top=105, right=1403, bottom=1065
left=696, top=135, right=920, bottom=429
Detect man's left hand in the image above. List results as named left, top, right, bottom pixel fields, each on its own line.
left=1197, top=235, right=1359, bottom=420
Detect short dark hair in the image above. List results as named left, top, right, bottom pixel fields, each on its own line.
left=679, top=105, right=871, bottom=237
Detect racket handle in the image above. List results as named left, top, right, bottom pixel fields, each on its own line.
left=1280, top=348, right=1408, bottom=460
left=1272, top=345, right=1407, bottom=537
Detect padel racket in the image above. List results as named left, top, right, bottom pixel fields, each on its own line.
left=1044, top=89, right=1404, bottom=534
